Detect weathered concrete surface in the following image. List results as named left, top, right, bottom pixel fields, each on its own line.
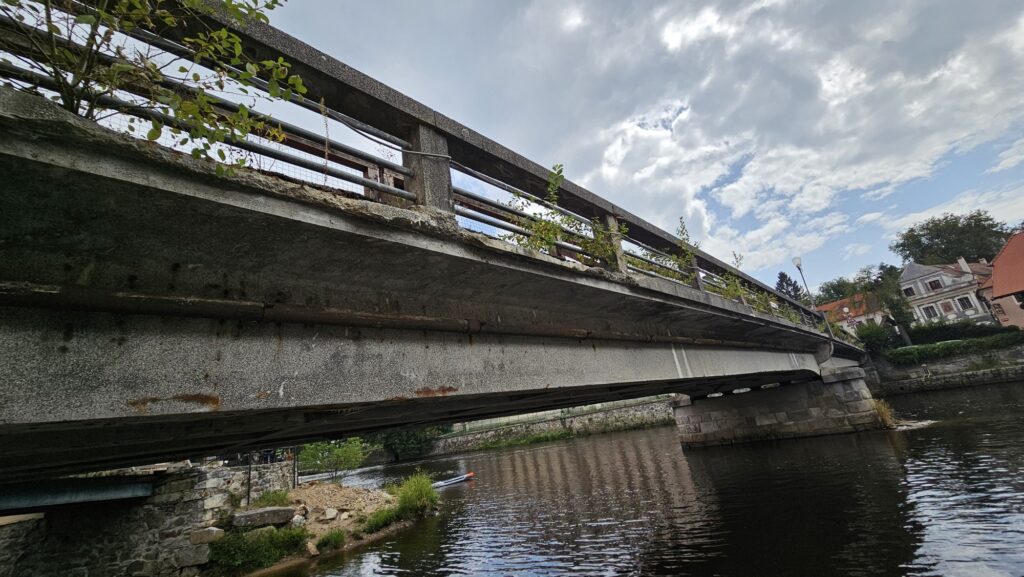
left=0, top=88, right=861, bottom=481
left=674, top=368, right=886, bottom=447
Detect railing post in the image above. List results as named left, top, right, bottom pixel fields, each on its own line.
left=403, top=124, right=454, bottom=213
left=691, top=256, right=704, bottom=291
left=603, top=213, right=628, bottom=274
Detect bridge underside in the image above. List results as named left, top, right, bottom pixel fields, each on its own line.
left=0, top=91, right=858, bottom=482
left=1, top=304, right=820, bottom=481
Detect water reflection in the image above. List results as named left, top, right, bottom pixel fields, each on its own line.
left=303, top=382, right=1024, bottom=577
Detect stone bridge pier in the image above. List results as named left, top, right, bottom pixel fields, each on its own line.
left=673, top=367, right=886, bottom=448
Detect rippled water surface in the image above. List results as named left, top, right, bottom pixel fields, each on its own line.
left=301, top=382, right=1024, bottom=577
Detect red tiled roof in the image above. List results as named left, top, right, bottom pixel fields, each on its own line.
left=991, top=232, right=1024, bottom=299
left=818, top=293, right=881, bottom=321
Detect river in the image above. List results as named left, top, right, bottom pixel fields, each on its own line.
left=298, top=382, right=1024, bottom=576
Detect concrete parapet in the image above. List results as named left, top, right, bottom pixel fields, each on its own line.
left=674, top=368, right=886, bottom=448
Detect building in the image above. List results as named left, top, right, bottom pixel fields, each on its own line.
left=979, top=232, right=1024, bottom=329
left=818, top=293, right=886, bottom=337
left=899, top=258, right=995, bottom=326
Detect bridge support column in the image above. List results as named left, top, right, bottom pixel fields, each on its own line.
left=673, top=367, right=888, bottom=448
left=404, top=124, right=454, bottom=212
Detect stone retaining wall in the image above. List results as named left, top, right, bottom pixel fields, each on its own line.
left=1, top=461, right=293, bottom=577
left=429, top=399, right=674, bottom=456
left=872, top=343, right=1024, bottom=382
left=871, top=365, right=1024, bottom=397
left=673, top=368, right=886, bottom=448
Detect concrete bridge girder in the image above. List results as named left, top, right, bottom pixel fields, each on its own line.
left=0, top=88, right=862, bottom=481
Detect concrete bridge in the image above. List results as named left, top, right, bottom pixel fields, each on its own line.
left=0, top=14, right=879, bottom=484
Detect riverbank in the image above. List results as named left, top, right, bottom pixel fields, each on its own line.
left=429, top=396, right=675, bottom=456
left=225, top=474, right=439, bottom=577
left=872, top=364, right=1024, bottom=397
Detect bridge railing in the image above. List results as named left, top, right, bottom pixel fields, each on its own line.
left=0, top=4, right=834, bottom=336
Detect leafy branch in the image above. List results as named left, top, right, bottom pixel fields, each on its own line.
left=504, top=163, right=627, bottom=268
left=0, top=0, right=307, bottom=172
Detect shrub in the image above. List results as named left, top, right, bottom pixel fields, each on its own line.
left=250, top=489, right=290, bottom=508
left=208, top=526, right=310, bottom=574
left=874, top=399, right=897, bottom=428
left=396, top=473, right=439, bottom=517
left=359, top=473, right=439, bottom=534
left=884, top=331, right=1024, bottom=366
left=367, top=427, right=448, bottom=461
left=360, top=506, right=401, bottom=534
left=298, top=438, right=365, bottom=476
left=316, top=529, right=346, bottom=552
left=855, top=322, right=899, bottom=353
left=907, top=320, right=1019, bottom=346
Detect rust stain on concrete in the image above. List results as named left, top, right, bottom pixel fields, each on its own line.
left=127, top=394, right=221, bottom=413
left=413, top=385, right=458, bottom=397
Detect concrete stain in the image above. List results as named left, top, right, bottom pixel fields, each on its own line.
left=414, top=385, right=458, bottom=397
left=127, top=394, right=221, bottom=413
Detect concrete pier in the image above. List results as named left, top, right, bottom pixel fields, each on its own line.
left=673, top=367, right=886, bottom=448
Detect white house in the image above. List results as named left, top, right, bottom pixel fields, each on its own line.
left=899, top=258, right=995, bottom=325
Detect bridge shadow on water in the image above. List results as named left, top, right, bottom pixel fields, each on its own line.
left=301, top=422, right=939, bottom=577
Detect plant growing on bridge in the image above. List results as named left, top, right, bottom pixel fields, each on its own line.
left=505, top=163, right=627, bottom=268
left=625, top=218, right=702, bottom=286
left=0, top=0, right=306, bottom=173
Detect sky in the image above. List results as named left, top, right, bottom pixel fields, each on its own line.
left=270, top=0, right=1024, bottom=289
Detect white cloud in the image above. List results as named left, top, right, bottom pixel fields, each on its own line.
left=881, top=184, right=1024, bottom=232
left=987, top=137, right=1024, bottom=173
left=843, top=243, right=872, bottom=260
left=856, top=212, right=885, bottom=225
left=562, top=7, right=586, bottom=32
left=661, top=7, right=736, bottom=51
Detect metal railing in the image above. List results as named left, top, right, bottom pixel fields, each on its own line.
left=0, top=3, right=837, bottom=337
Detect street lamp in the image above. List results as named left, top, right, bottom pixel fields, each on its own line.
left=792, top=256, right=837, bottom=342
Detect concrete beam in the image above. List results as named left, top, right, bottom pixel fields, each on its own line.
left=0, top=477, right=153, bottom=515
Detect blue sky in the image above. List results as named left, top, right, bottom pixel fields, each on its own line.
left=270, top=1, right=1024, bottom=290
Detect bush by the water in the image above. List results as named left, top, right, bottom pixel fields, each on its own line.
left=883, top=331, right=1024, bottom=366
left=906, top=320, right=1019, bottom=346
left=316, top=528, right=346, bottom=552
left=208, top=526, right=310, bottom=574
left=298, top=438, right=365, bottom=477
left=368, top=427, right=449, bottom=461
left=855, top=322, right=899, bottom=353
left=249, top=489, right=290, bottom=508
left=360, top=473, right=439, bottom=534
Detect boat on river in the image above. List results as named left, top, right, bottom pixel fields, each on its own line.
left=432, top=472, right=475, bottom=488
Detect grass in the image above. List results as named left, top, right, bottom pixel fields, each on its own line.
left=316, top=528, right=346, bottom=552
left=476, top=429, right=574, bottom=450
left=359, top=472, right=439, bottom=534
left=249, top=489, right=290, bottom=508
left=874, top=399, right=897, bottom=429
left=208, top=526, right=310, bottom=575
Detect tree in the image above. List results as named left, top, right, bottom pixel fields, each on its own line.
left=775, top=271, right=806, bottom=301
left=816, top=277, right=857, bottom=303
left=298, top=439, right=365, bottom=478
left=0, top=0, right=306, bottom=172
left=889, top=210, right=1012, bottom=264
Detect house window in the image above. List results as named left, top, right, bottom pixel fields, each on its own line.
left=1015, top=293, right=1024, bottom=305
left=940, top=301, right=954, bottom=313
left=903, top=287, right=916, bottom=297
left=956, top=296, right=974, bottom=311
left=993, top=303, right=1006, bottom=316
left=927, top=279, right=943, bottom=291
left=922, top=305, right=938, bottom=319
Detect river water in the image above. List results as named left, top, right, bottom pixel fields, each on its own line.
left=301, top=382, right=1024, bottom=577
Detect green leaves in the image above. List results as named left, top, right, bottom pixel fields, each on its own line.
left=145, top=122, right=162, bottom=141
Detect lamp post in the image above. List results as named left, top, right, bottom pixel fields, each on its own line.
left=792, top=256, right=836, bottom=342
